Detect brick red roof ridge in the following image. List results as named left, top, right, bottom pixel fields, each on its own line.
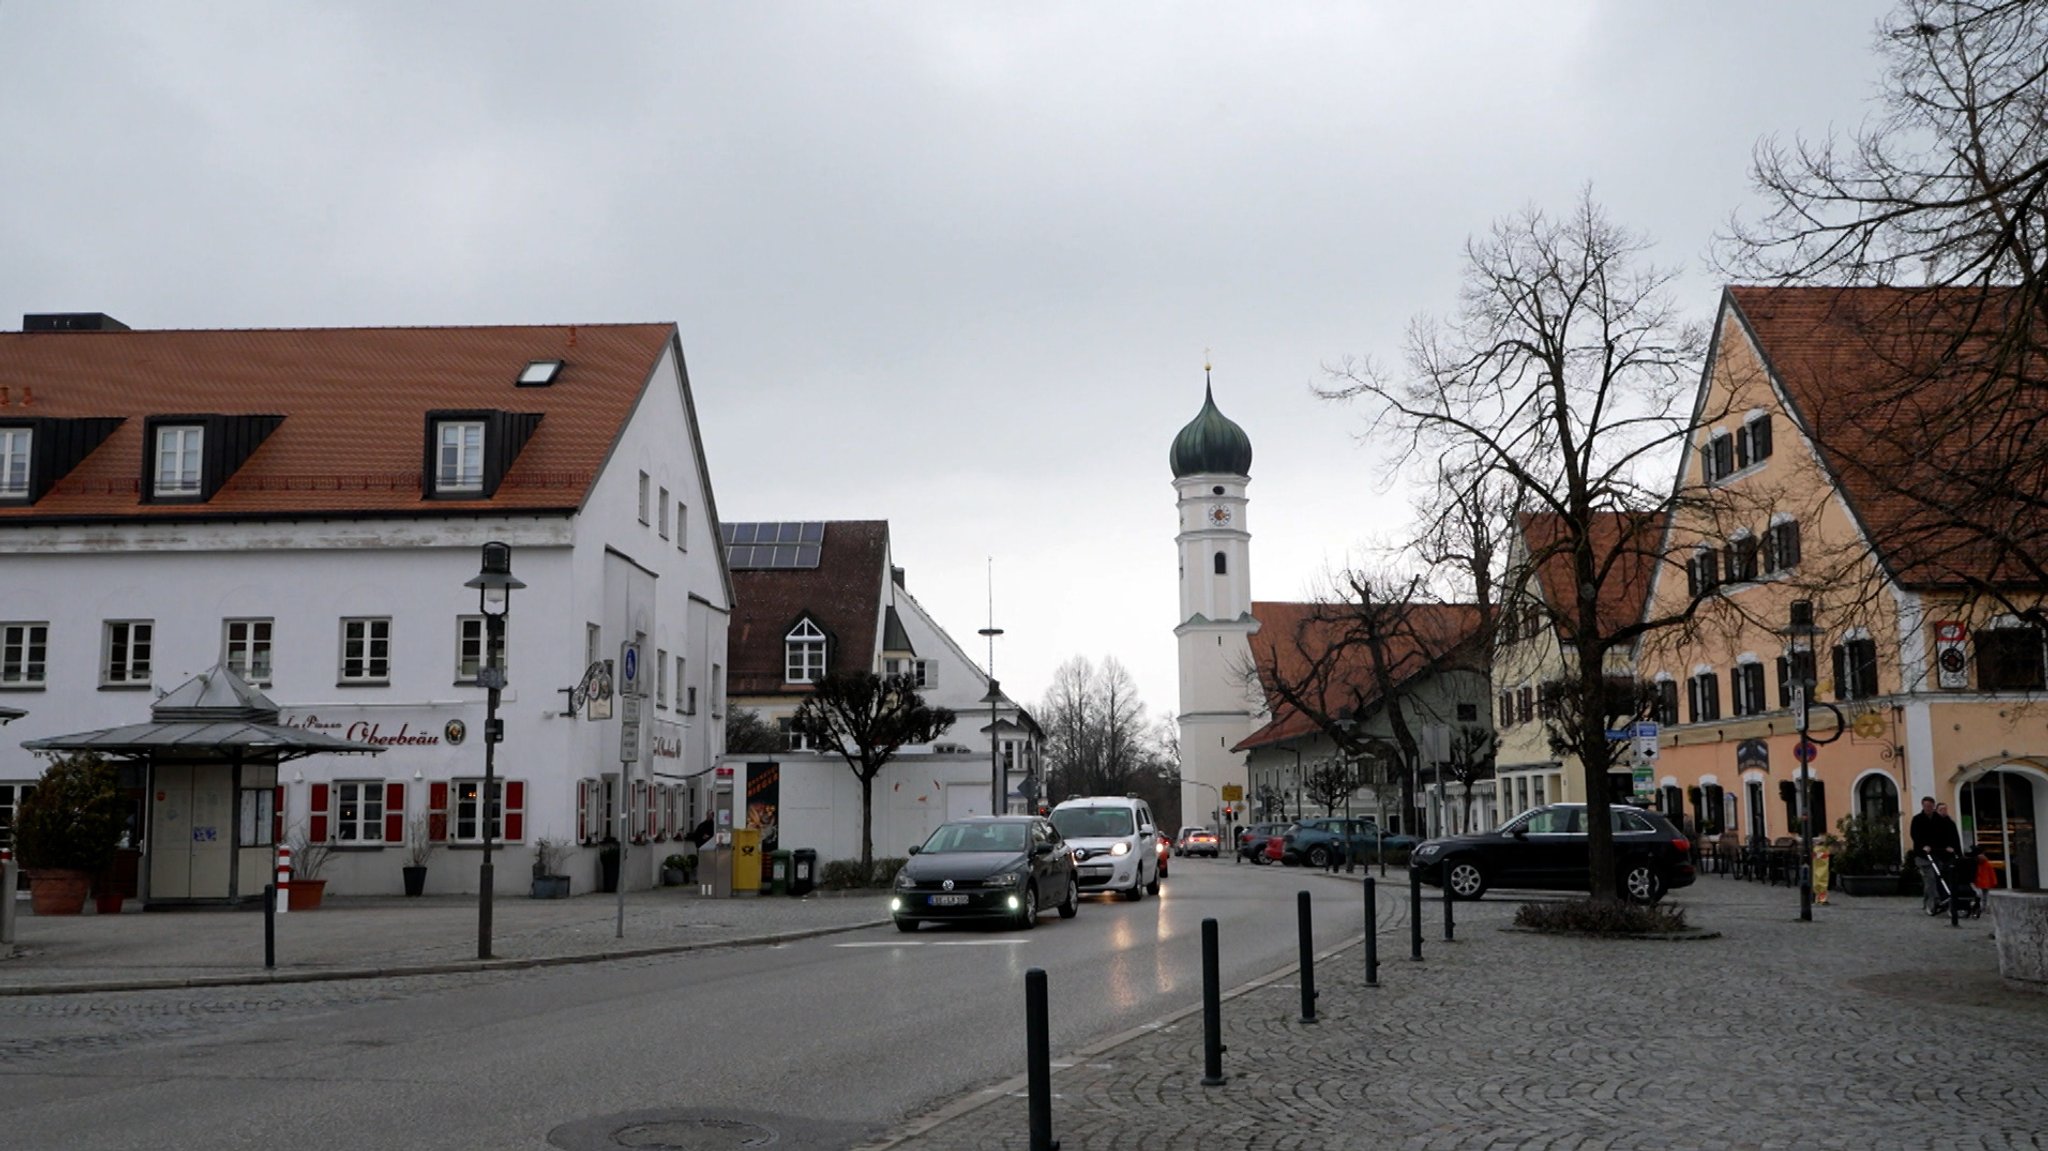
left=0, top=322, right=680, bottom=522
left=1235, top=599, right=1484, bottom=751
left=1721, top=285, right=2047, bottom=589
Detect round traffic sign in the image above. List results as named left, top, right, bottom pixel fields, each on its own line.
left=1793, top=739, right=1818, bottom=764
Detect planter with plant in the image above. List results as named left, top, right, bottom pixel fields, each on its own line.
left=531, top=835, right=570, bottom=898
left=402, top=816, right=439, bottom=897
left=661, top=853, right=693, bottom=887
left=13, top=753, right=123, bottom=916
left=286, top=827, right=333, bottom=910
left=1832, top=812, right=1903, bottom=896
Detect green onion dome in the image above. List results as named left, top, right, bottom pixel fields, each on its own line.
left=1169, top=383, right=1253, bottom=478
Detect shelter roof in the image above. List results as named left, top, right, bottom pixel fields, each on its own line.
left=19, top=664, right=384, bottom=761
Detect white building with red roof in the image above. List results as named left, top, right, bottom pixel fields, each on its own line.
left=0, top=312, right=732, bottom=902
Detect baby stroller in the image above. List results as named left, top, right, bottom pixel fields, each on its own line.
left=1917, top=850, right=1984, bottom=918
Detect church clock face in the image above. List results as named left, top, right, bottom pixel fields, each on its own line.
left=1208, top=504, right=1232, bottom=527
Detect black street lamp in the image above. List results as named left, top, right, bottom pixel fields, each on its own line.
left=465, top=541, right=524, bottom=959
left=1781, top=599, right=1822, bottom=923
left=979, top=677, right=1012, bottom=816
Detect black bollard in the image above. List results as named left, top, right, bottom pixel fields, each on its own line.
left=264, top=883, right=276, bottom=970
left=1409, top=867, right=1424, bottom=961
left=1201, top=917, right=1226, bottom=1086
left=1363, top=876, right=1379, bottom=987
left=1297, top=890, right=1318, bottom=1024
left=1443, top=864, right=1456, bottom=942
left=1025, top=967, right=1059, bottom=1151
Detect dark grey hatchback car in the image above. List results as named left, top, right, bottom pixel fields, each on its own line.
left=1409, top=803, right=1696, bottom=903
left=891, top=816, right=1080, bottom=931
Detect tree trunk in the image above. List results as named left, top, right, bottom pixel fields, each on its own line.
left=859, top=768, right=876, bottom=872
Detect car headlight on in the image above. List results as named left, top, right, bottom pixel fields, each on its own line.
left=1110, top=842, right=1131, bottom=856
left=985, top=871, right=1022, bottom=888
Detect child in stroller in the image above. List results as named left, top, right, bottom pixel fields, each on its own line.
left=1917, top=848, right=1985, bottom=918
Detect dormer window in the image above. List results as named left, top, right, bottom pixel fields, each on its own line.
left=517, top=360, right=564, bottom=387
left=155, top=425, right=203, bottom=497
left=0, top=427, right=28, bottom=498
left=785, top=618, right=827, bottom=683
left=437, top=420, right=485, bottom=493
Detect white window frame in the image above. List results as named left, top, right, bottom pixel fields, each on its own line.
left=339, top=617, right=392, bottom=684
left=335, top=780, right=387, bottom=843
left=638, top=471, right=650, bottom=524
left=155, top=425, right=203, bottom=496
left=778, top=716, right=817, bottom=752
left=451, top=777, right=503, bottom=843
left=0, top=782, right=34, bottom=849
left=0, top=427, right=29, bottom=499
left=223, top=618, right=274, bottom=685
left=658, top=487, right=670, bottom=539
left=102, top=619, right=153, bottom=686
left=436, top=420, right=485, bottom=493
left=456, top=615, right=506, bottom=682
left=785, top=621, right=825, bottom=683
left=1, top=622, right=47, bottom=688
left=885, top=657, right=935, bottom=688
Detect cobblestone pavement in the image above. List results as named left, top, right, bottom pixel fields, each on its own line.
left=870, top=874, right=2048, bottom=1151
left=1, top=887, right=887, bottom=993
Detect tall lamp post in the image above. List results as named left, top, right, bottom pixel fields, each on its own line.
left=466, top=542, right=523, bottom=960
left=974, top=675, right=1007, bottom=811
left=1782, top=599, right=1821, bottom=923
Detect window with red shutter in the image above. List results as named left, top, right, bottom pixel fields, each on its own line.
left=309, top=782, right=332, bottom=843
left=428, top=781, right=450, bottom=843
left=503, top=780, right=525, bottom=842
left=384, top=782, right=406, bottom=844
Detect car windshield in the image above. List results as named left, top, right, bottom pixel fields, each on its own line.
left=920, top=822, right=1028, bottom=854
left=1052, top=807, right=1135, bottom=838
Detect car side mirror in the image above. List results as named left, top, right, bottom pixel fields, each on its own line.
left=1140, top=824, right=1155, bottom=836
left=1032, top=842, right=1055, bottom=857
left=1510, top=828, right=1527, bottom=839
left=907, top=845, right=921, bottom=855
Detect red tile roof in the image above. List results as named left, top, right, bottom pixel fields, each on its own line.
left=1519, top=509, right=1662, bottom=641
left=1235, top=600, right=1484, bottom=751
left=727, top=521, right=889, bottom=698
left=0, top=322, right=677, bottom=520
left=1728, top=285, right=2048, bottom=589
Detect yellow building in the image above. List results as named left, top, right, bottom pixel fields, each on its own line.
left=1641, top=287, right=2043, bottom=891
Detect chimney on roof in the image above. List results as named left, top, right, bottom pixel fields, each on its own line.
left=23, top=312, right=130, bottom=332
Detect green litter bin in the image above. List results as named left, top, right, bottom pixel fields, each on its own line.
left=767, top=850, right=792, bottom=896
left=790, top=848, right=818, bottom=896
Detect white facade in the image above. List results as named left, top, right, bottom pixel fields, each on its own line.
left=0, top=337, right=732, bottom=899
left=1174, top=468, right=1260, bottom=829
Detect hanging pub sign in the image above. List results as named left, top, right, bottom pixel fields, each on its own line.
left=1934, top=621, right=1969, bottom=689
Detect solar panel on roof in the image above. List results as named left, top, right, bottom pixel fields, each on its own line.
left=722, top=522, right=829, bottom=570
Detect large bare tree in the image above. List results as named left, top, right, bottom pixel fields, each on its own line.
left=1037, top=656, right=1177, bottom=820
left=1323, top=190, right=1720, bottom=901
left=788, top=671, right=956, bottom=870
left=1724, top=0, right=2048, bottom=628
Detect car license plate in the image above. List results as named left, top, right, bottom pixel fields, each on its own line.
left=1080, top=868, right=1111, bottom=881
left=929, top=894, right=969, bottom=906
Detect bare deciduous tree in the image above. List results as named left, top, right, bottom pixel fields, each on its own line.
left=788, top=671, right=956, bottom=870
left=1323, top=190, right=1719, bottom=901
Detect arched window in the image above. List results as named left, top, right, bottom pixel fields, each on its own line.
left=1213, top=551, right=1227, bottom=575
left=1856, top=774, right=1899, bottom=821
left=784, top=619, right=826, bottom=683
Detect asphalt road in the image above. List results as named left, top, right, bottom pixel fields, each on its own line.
left=0, top=857, right=1374, bottom=1150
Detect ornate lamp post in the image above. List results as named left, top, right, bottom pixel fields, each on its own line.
left=1782, top=599, right=1822, bottom=923
left=465, top=542, right=523, bottom=959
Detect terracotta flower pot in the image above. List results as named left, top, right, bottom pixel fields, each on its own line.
left=286, top=878, right=327, bottom=911
left=94, top=890, right=125, bottom=915
left=27, top=869, right=92, bottom=916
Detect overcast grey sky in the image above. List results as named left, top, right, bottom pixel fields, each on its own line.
left=2, top=1, right=1894, bottom=723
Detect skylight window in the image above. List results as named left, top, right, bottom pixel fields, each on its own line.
left=517, top=360, right=564, bottom=387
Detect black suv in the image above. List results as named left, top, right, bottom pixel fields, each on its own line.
left=1409, top=803, right=1695, bottom=903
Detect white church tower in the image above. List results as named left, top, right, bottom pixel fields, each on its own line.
left=1171, top=373, right=1260, bottom=831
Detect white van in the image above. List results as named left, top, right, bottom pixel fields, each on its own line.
left=1049, top=795, right=1162, bottom=900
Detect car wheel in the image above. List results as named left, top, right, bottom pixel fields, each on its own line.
left=1621, top=863, right=1664, bottom=904
left=1121, top=878, right=1144, bottom=902
left=1306, top=845, right=1332, bottom=869
left=1146, top=869, right=1162, bottom=895
left=1016, top=884, right=1039, bottom=929
left=1058, top=875, right=1079, bottom=918
left=894, top=918, right=919, bottom=933
left=1446, top=859, right=1487, bottom=900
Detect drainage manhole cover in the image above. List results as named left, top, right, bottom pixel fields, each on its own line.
left=613, top=1117, right=776, bottom=1149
